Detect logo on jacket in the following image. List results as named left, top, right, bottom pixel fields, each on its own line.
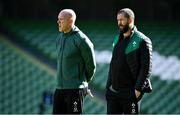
left=133, top=41, right=136, bottom=47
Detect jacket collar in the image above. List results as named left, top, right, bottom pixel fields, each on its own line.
left=130, top=26, right=137, bottom=38
left=62, top=26, right=79, bottom=36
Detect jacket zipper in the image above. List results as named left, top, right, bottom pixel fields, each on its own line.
left=60, top=36, right=66, bottom=88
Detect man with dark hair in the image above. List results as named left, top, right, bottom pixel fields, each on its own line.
left=106, top=8, right=152, bottom=114
left=53, top=9, right=96, bottom=114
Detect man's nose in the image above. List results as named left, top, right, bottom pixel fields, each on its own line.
left=118, top=21, right=123, bottom=25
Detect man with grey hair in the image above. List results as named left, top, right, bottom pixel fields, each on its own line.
left=53, top=9, right=96, bottom=114
left=106, top=8, right=152, bottom=114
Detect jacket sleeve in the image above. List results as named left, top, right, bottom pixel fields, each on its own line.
left=135, top=37, right=152, bottom=91
left=79, top=37, right=96, bottom=83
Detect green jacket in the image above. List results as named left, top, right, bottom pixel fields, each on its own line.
left=107, top=26, right=152, bottom=93
left=56, top=26, right=96, bottom=89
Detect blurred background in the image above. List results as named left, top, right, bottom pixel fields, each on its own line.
left=1, top=0, right=180, bottom=114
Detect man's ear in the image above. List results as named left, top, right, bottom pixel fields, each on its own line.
left=69, top=18, right=74, bottom=25
left=128, top=18, right=133, bottom=24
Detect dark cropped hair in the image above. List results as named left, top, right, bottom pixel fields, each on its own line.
left=117, top=8, right=135, bottom=19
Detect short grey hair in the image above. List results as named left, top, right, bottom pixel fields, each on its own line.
left=117, top=8, right=135, bottom=19
left=61, top=9, right=76, bottom=23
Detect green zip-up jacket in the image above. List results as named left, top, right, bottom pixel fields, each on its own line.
left=56, top=26, right=96, bottom=89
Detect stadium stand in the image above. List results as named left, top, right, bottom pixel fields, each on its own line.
left=0, top=35, right=56, bottom=113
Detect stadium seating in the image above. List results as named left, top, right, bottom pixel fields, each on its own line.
left=83, top=96, right=106, bottom=114
left=0, top=36, right=56, bottom=113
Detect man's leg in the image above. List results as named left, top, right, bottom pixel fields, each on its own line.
left=106, top=89, right=123, bottom=114
left=53, top=89, right=66, bottom=114
left=123, top=99, right=139, bottom=114
left=107, top=98, right=123, bottom=114
left=66, top=89, right=84, bottom=114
